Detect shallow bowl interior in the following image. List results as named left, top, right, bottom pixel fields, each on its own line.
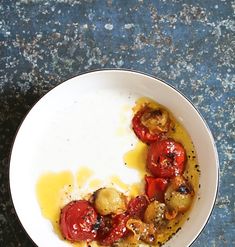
left=10, top=70, right=218, bottom=247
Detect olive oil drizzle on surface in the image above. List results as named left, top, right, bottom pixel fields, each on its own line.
left=123, top=97, right=199, bottom=246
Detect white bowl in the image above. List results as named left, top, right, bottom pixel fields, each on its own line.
left=9, top=70, right=219, bottom=247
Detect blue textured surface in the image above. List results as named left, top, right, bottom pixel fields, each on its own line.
left=0, top=0, right=234, bottom=246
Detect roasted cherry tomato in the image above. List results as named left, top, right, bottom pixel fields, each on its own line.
left=60, top=200, right=98, bottom=242
left=96, top=215, right=113, bottom=242
left=145, top=176, right=168, bottom=202
left=132, top=106, right=170, bottom=144
left=127, top=195, right=149, bottom=219
left=99, top=213, right=130, bottom=246
left=147, top=139, right=186, bottom=178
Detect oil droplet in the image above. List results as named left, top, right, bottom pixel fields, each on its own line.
left=133, top=97, right=160, bottom=113
left=71, top=241, right=100, bottom=247
left=129, top=182, right=144, bottom=197
left=124, top=141, right=149, bottom=179
left=89, top=179, right=103, bottom=190
left=76, top=167, right=94, bottom=188
left=110, top=176, right=143, bottom=197
left=71, top=242, right=87, bottom=247
left=110, top=176, right=129, bottom=191
left=36, top=171, right=74, bottom=236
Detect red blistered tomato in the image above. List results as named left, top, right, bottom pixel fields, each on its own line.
left=145, top=176, right=168, bottom=202
left=132, top=106, right=170, bottom=144
left=147, top=139, right=186, bottom=178
left=99, top=213, right=130, bottom=246
left=60, top=200, right=98, bottom=242
left=127, top=195, right=149, bottom=219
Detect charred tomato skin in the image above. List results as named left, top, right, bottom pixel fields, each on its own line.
left=145, top=176, right=168, bottom=202
left=99, top=213, right=130, bottom=246
left=147, top=139, right=186, bottom=178
left=127, top=195, right=149, bottom=219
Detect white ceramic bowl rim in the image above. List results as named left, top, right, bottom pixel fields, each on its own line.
left=9, top=68, right=219, bottom=247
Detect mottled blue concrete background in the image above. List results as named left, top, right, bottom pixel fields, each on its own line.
left=0, top=0, right=234, bottom=246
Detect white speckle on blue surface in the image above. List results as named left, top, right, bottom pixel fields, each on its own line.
left=186, top=64, right=194, bottom=72
left=83, top=24, right=88, bottom=29
left=36, top=33, right=42, bottom=38
left=117, top=60, right=124, bottom=67
left=104, top=23, right=113, bottom=30
left=124, top=23, right=134, bottom=29
left=138, top=57, right=146, bottom=64
left=88, top=12, right=95, bottom=20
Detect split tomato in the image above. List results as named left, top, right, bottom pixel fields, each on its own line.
left=132, top=106, right=170, bottom=144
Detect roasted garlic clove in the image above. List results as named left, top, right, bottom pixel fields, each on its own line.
left=164, top=176, right=194, bottom=213
left=94, top=187, right=126, bottom=215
